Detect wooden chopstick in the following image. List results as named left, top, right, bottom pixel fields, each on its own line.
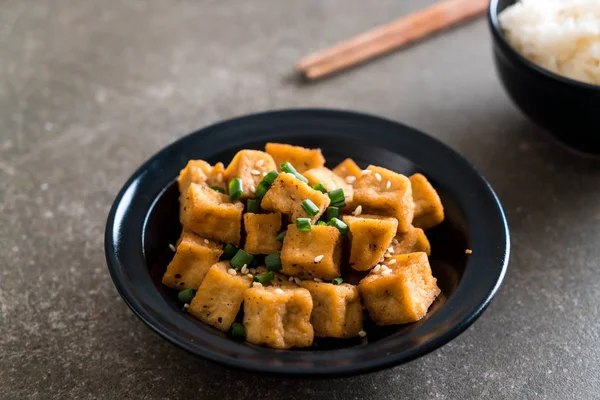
left=296, top=0, right=489, bottom=80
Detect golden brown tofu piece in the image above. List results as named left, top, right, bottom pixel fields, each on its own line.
left=342, top=214, right=398, bottom=271
left=180, top=183, right=244, bottom=245
left=393, top=225, right=431, bottom=256
left=303, top=166, right=353, bottom=204
left=162, top=231, right=223, bottom=290
left=410, top=173, right=444, bottom=230
left=265, top=143, right=325, bottom=173
left=359, top=252, right=440, bottom=325
left=261, top=172, right=330, bottom=223
left=299, top=281, right=363, bottom=338
left=281, top=224, right=343, bottom=280
left=353, top=165, right=414, bottom=233
left=188, top=261, right=252, bottom=331
left=178, top=160, right=226, bottom=195
left=243, top=285, right=314, bottom=349
left=224, top=150, right=277, bottom=199
left=332, top=158, right=362, bottom=181
left=243, top=212, right=282, bottom=255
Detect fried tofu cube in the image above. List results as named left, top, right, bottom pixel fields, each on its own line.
left=188, top=261, right=252, bottom=331
left=303, top=166, right=353, bottom=204
left=162, top=231, right=223, bottom=290
left=359, top=252, right=440, bottom=325
left=342, top=215, right=398, bottom=271
left=332, top=158, right=362, bottom=181
left=299, top=281, right=363, bottom=338
left=265, top=143, right=325, bottom=173
left=180, top=183, right=244, bottom=245
left=178, top=160, right=226, bottom=195
left=224, top=150, right=278, bottom=199
left=410, top=173, right=444, bottom=230
left=392, top=225, right=431, bottom=256
left=281, top=224, right=342, bottom=280
left=261, top=173, right=330, bottom=223
left=243, top=286, right=314, bottom=349
left=353, top=165, right=414, bottom=233
left=243, top=212, right=282, bottom=255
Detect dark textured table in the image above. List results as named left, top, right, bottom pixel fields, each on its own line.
left=2, top=0, right=599, bottom=399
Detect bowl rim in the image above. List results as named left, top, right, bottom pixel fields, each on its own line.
left=488, top=0, right=600, bottom=92
left=104, top=108, right=510, bottom=377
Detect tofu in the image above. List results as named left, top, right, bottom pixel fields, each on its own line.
left=260, top=172, right=330, bottom=223
left=353, top=165, right=414, bottom=233
left=243, top=212, right=282, bottom=255
left=162, top=231, right=223, bottom=290
left=265, top=143, right=325, bottom=173
left=180, top=183, right=244, bottom=245
left=342, top=214, right=398, bottom=271
left=410, top=173, right=444, bottom=230
left=224, top=150, right=278, bottom=199
left=281, top=224, right=343, bottom=280
left=188, top=261, right=252, bottom=331
left=392, top=225, right=431, bottom=256
left=303, top=166, right=353, bottom=204
left=178, top=160, right=226, bottom=195
left=299, top=281, right=363, bottom=338
left=243, top=286, right=314, bottom=349
left=332, top=158, right=362, bottom=181
left=358, top=252, right=440, bottom=325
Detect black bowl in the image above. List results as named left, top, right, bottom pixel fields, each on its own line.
left=489, top=0, right=600, bottom=156
left=105, top=109, right=510, bottom=376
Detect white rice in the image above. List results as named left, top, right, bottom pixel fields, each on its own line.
left=499, top=0, right=600, bottom=85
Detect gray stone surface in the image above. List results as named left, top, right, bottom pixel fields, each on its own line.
left=1, top=0, right=599, bottom=398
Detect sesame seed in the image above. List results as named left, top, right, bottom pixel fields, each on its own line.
left=274, top=288, right=284, bottom=294
left=204, top=239, right=210, bottom=244
left=379, top=256, right=385, bottom=263
left=374, top=173, right=382, bottom=181
left=358, top=330, right=367, bottom=338
left=346, top=176, right=356, bottom=184
left=373, top=265, right=382, bottom=273
left=385, top=180, right=391, bottom=189
left=183, top=303, right=190, bottom=309
left=381, top=265, right=391, bottom=272
left=228, top=268, right=237, bottom=276
left=392, top=238, right=399, bottom=245
left=361, top=170, right=371, bottom=175
left=314, top=254, right=324, bottom=263
left=249, top=268, right=257, bottom=275
left=251, top=169, right=261, bottom=176
left=253, top=282, right=263, bottom=288
left=168, top=244, right=176, bottom=252
left=313, top=278, right=323, bottom=282
left=248, top=274, right=254, bottom=279
left=465, top=249, right=473, bottom=255
left=294, top=277, right=302, bottom=285
left=256, top=159, right=265, bottom=167
left=387, top=259, right=397, bottom=265
left=330, top=180, right=337, bottom=189
left=250, top=184, right=256, bottom=192
left=241, top=265, right=249, bottom=274
left=353, top=205, right=362, bottom=216
left=387, top=246, right=394, bottom=253
left=381, top=270, right=392, bottom=277
left=384, top=253, right=392, bottom=258
left=217, top=173, right=223, bottom=183
left=289, top=276, right=295, bottom=281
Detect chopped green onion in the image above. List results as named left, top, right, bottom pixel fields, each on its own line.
left=276, top=230, right=287, bottom=242
left=231, top=322, right=245, bottom=339
left=280, top=162, right=308, bottom=183
left=178, top=288, right=196, bottom=303
left=265, top=252, right=282, bottom=271
left=332, top=277, right=344, bottom=285
left=255, top=170, right=279, bottom=198
left=301, top=199, right=319, bottom=217
left=331, top=201, right=346, bottom=208
left=328, top=217, right=349, bottom=235
left=221, top=243, right=238, bottom=260
left=228, top=178, right=243, bottom=201
left=328, top=188, right=345, bottom=205
left=247, top=199, right=260, bottom=214
left=316, top=221, right=327, bottom=226
left=230, top=249, right=254, bottom=269
left=312, top=182, right=327, bottom=193
left=254, top=271, right=275, bottom=284
left=325, top=206, right=340, bottom=222
left=296, top=218, right=312, bottom=232
left=210, top=185, right=225, bottom=193
left=262, top=170, right=279, bottom=185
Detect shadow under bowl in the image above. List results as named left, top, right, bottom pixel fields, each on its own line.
left=105, top=109, right=510, bottom=376
left=489, top=0, right=600, bottom=156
